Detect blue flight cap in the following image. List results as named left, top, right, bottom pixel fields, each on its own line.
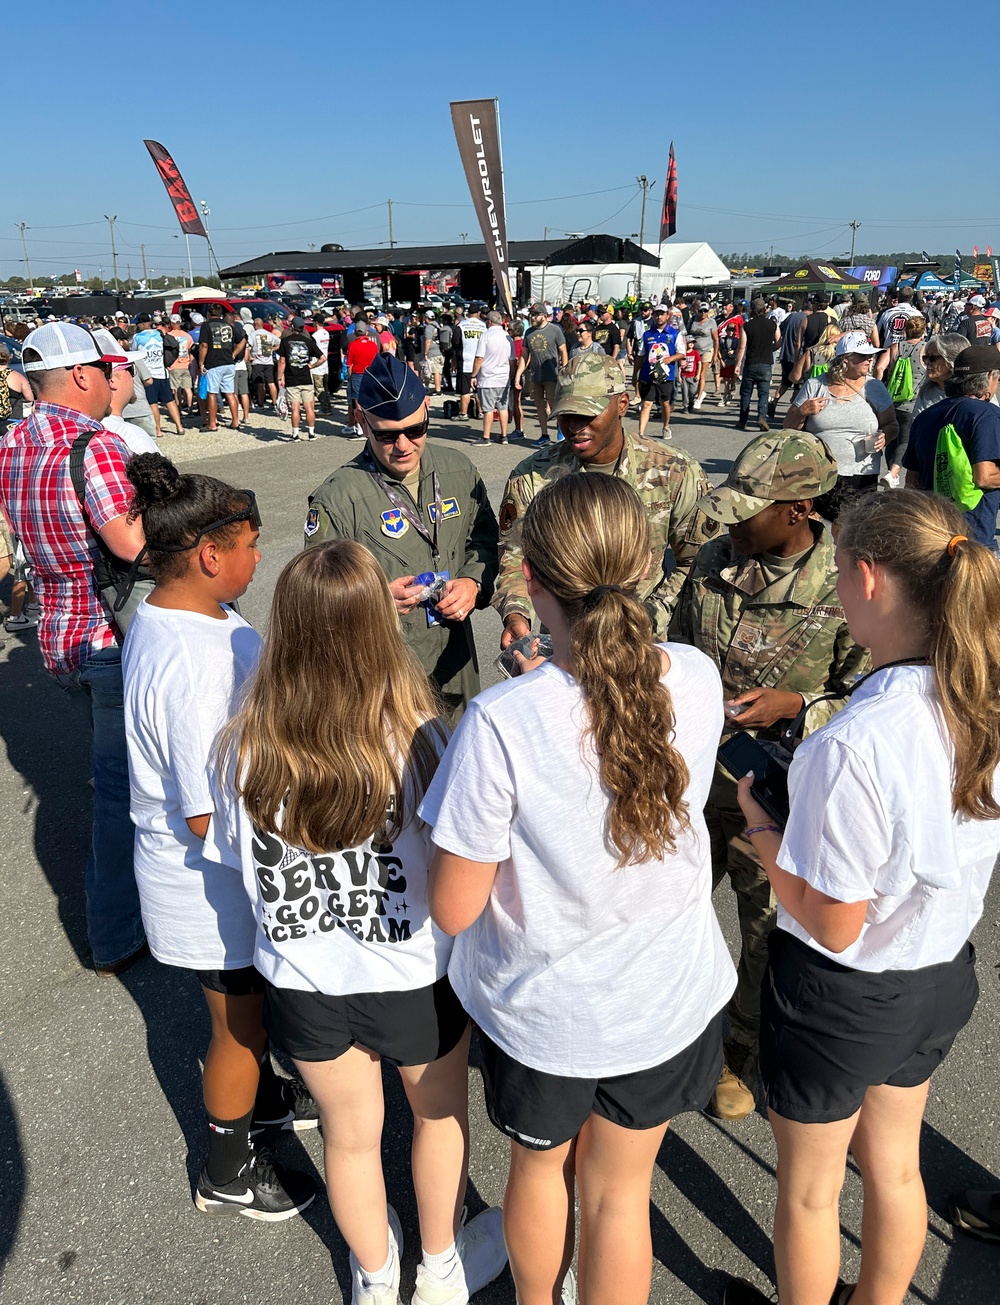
left=357, top=353, right=427, bottom=421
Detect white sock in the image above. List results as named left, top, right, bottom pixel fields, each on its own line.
left=308, top=426, right=315, bottom=435
left=292, top=427, right=300, bottom=436
left=361, top=1246, right=395, bottom=1287
left=422, top=1241, right=459, bottom=1277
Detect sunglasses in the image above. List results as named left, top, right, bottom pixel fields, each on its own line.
left=80, top=359, right=113, bottom=378
left=367, top=416, right=429, bottom=444
left=145, top=490, right=261, bottom=553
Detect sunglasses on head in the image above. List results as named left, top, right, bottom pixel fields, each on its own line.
left=366, top=415, right=429, bottom=444
left=145, top=490, right=261, bottom=553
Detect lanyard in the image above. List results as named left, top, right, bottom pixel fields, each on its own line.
left=364, top=448, right=442, bottom=561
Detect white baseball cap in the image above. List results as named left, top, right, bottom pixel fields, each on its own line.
left=169, top=313, right=182, bottom=323
left=114, top=310, right=127, bottom=319
left=970, top=294, right=987, bottom=307
left=90, top=327, right=145, bottom=366
left=425, top=309, right=435, bottom=319
left=21, top=322, right=130, bottom=372
left=835, top=330, right=884, bottom=357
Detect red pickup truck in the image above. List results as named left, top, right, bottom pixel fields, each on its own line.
left=171, top=296, right=287, bottom=322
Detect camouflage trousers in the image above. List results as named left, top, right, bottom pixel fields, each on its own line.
left=707, top=765, right=777, bottom=1081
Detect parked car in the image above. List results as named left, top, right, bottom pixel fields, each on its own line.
left=0, top=333, right=24, bottom=372
left=170, top=296, right=288, bottom=322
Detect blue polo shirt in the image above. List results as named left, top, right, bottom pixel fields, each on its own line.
left=904, top=396, right=1000, bottom=546
left=641, top=325, right=685, bottom=382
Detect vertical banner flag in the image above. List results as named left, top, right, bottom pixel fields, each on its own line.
left=450, top=100, right=513, bottom=315
left=143, top=140, right=207, bottom=237
left=660, top=142, right=678, bottom=241
left=992, top=258, right=1000, bottom=294
left=954, top=249, right=963, bottom=289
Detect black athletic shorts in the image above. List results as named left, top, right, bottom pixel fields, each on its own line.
left=780, top=359, right=796, bottom=386
left=760, top=929, right=978, bottom=1124
left=196, top=964, right=266, bottom=996
left=264, top=974, right=469, bottom=1066
left=478, top=1009, right=724, bottom=1150
left=458, top=369, right=473, bottom=396
left=639, top=378, right=675, bottom=405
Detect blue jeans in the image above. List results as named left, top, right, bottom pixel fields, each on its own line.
left=739, top=363, right=773, bottom=425
left=60, top=646, right=144, bottom=967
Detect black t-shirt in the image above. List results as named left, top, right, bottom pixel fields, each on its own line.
left=958, top=314, right=994, bottom=344
left=591, top=321, right=622, bottom=355
left=744, top=316, right=777, bottom=366
left=278, top=331, right=321, bottom=387
left=802, top=311, right=832, bottom=350
left=201, top=319, right=246, bottom=368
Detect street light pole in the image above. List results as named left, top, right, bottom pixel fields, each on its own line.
left=636, top=176, right=650, bottom=297
left=388, top=199, right=395, bottom=248
left=104, top=214, right=120, bottom=292
left=17, top=223, right=34, bottom=293
left=141, top=243, right=149, bottom=286
left=849, top=219, right=861, bottom=267
left=199, top=201, right=215, bottom=280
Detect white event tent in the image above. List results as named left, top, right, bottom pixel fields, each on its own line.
left=525, top=241, right=730, bottom=304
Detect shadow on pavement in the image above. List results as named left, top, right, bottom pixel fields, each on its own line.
left=917, top=1121, right=1000, bottom=1302
left=0, top=634, right=93, bottom=965
left=0, top=1068, right=25, bottom=1267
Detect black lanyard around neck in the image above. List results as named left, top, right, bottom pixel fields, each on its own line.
left=363, top=447, right=442, bottom=561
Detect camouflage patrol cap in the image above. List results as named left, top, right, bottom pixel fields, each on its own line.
left=697, top=432, right=838, bottom=524
left=549, top=352, right=628, bottom=418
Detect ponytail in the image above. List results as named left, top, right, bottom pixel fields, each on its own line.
left=521, top=474, right=690, bottom=866
left=838, top=490, right=1000, bottom=819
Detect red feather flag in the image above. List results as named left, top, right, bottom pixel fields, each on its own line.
left=660, top=142, right=678, bottom=241
left=143, top=140, right=206, bottom=237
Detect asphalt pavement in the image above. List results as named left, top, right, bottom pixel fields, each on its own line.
left=1, top=389, right=998, bottom=1304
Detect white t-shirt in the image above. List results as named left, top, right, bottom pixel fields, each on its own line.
left=777, top=664, right=1000, bottom=972
left=460, top=318, right=486, bottom=373
left=103, top=414, right=158, bottom=455
left=122, top=600, right=262, bottom=969
left=419, top=644, right=737, bottom=1077
left=311, top=326, right=330, bottom=377
left=474, top=325, right=515, bottom=387
left=204, top=726, right=454, bottom=994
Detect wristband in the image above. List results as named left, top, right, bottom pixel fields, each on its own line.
left=745, top=824, right=781, bottom=838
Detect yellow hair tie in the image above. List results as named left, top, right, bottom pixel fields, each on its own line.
left=947, top=535, right=968, bottom=557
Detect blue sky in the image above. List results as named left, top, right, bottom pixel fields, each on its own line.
left=4, top=0, right=999, bottom=282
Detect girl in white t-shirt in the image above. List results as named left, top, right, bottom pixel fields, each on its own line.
left=207, top=540, right=507, bottom=1305
left=726, top=490, right=1000, bottom=1305
left=421, top=474, right=736, bottom=1305
left=121, top=453, right=316, bottom=1225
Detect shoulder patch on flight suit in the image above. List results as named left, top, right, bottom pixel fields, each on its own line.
left=304, top=507, right=320, bottom=537
left=499, top=499, right=517, bottom=534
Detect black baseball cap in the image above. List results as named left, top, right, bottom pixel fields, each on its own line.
left=953, top=344, right=1000, bottom=375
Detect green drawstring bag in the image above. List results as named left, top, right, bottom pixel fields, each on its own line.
left=887, top=355, right=915, bottom=403
left=933, top=423, right=983, bottom=511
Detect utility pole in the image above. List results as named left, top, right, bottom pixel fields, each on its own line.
left=849, top=219, right=861, bottom=266
left=141, top=244, right=149, bottom=285
left=104, top=214, right=120, bottom=292
left=387, top=199, right=395, bottom=248
left=199, top=201, right=215, bottom=280
left=636, top=176, right=650, bottom=297
left=17, top=222, right=34, bottom=293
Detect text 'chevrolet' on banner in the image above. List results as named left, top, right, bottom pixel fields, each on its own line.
left=450, top=99, right=513, bottom=316
left=143, top=140, right=207, bottom=238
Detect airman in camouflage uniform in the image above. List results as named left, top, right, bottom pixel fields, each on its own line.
left=670, top=431, right=869, bottom=1118
left=493, top=351, right=710, bottom=641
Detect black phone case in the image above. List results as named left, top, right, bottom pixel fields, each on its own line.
left=717, top=733, right=791, bottom=825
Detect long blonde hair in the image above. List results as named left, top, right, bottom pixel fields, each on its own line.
left=219, top=541, right=446, bottom=852
left=838, top=490, right=1000, bottom=819
left=520, top=474, right=690, bottom=866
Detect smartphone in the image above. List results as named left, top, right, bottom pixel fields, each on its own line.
left=717, top=732, right=790, bottom=825
left=494, top=634, right=554, bottom=679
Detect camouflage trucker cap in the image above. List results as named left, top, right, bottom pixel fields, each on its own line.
left=549, top=352, right=628, bottom=419
left=698, top=432, right=838, bottom=524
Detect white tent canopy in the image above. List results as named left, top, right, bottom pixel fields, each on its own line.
left=523, top=241, right=731, bottom=304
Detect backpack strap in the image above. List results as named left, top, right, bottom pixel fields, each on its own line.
left=69, top=429, right=117, bottom=564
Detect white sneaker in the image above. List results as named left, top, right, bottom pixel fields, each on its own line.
left=721, top=398, right=729, bottom=408
left=341, top=423, right=355, bottom=434
left=350, top=1204, right=403, bottom=1305
left=662, top=426, right=672, bottom=440
left=693, top=396, right=703, bottom=409
left=412, top=1208, right=508, bottom=1304
left=351, top=424, right=366, bottom=439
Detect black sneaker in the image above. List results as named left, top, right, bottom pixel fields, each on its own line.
left=251, top=1078, right=320, bottom=1135
left=722, top=1279, right=775, bottom=1305
left=948, top=1187, right=1000, bottom=1241
left=195, top=1144, right=316, bottom=1221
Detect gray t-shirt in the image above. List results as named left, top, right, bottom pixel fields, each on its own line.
left=524, top=323, right=567, bottom=383
left=687, top=316, right=718, bottom=356
left=793, top=376, right=893, bottom=476
left=123, top=357, right=154, bottom=423
left=423, top=322, right=442, bottom=360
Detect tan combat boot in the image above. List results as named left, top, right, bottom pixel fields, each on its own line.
left=709, top=1065, right=755, bottom=1120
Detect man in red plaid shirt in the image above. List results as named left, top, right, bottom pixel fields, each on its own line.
left=0, top=322, right=147, bottom=975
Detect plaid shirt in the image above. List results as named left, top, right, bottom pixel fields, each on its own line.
left=0, top=401, right=133, bottom=674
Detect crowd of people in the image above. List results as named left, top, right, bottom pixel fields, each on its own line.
left=1, top=282, right=1000, bottom=1305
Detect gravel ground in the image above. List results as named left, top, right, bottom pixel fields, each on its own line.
left=0, top=386, right=998, bottom=1304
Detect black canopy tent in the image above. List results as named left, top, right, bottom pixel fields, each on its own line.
left=767, top=261, right=870, bottom=298
left=218, top=236, right=658, bottom=307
